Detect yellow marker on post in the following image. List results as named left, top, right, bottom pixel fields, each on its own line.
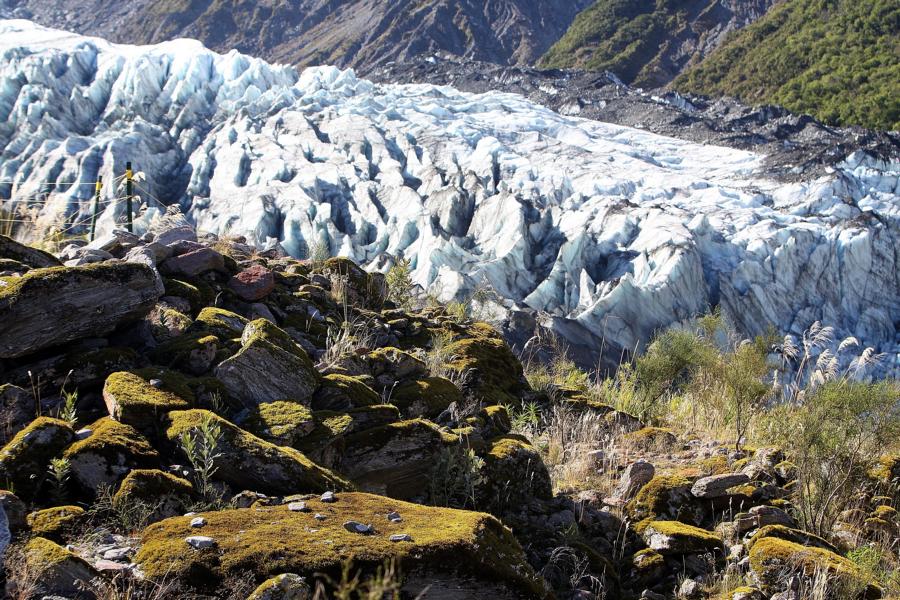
left=125, top=162, right=133, bottom=233
left=90, top=175, right=102, bottom=241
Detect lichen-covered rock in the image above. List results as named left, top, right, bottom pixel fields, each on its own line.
left=0, top=417, right=75, bottom=498
left=0, top=233, right=61, bottom=268
left=624, top=427, right=678, bottom=450
left=150, top=331, right=220, bottom=375
left=333, top=419, right=449, bottom=499
left=103, top=371, right=192, bottom=429
left=189, top=306, right=248, bottom=340
left=247, top=573, right=311, bottom=600
left=642, top=521, right=723, bottom=555
left=63, top=417, right=160, bottom=495
left=25, top=536, right=98, bottom=597
left=691, top=473, right=751, bottom=499
left=166, top=410, right=348, bottom=495
left=0, top=383, right=32, bottom=445
left=608, top=460, right=656, bottom=506
left=478, top=435, right=553, bottom=509
left=749, top=536, right=881, bottom=598
left=113, top=469, right=195, bottom=523
left=215, top=320, right=319, bottom=408
left=391, top=377, right=463, bottom=419
left=243, top=401, right=316, bottom=447
left=626, top=475, right=699, bottom=526
left=134, top=492, right=547, bottom=598
left=733, top=505, right=796, bottom=536
left=322, top=257, right=386, bottom=309
left=311, top=374, right=380, bottom=411
left=26, top=505, right=85, bottom=542
left=0, top=263, right=163, bottom=358
left=747, top=525, right=839, bottom=554
left=443, top=329, right=527, bottom=405
left=334, top=347, right=427, bottom=389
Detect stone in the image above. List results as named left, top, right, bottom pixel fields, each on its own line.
left=190, top=517, right=207, bottom=528
left=0, top=490, right=27, bottom=530
left=185, top=535, right=217, bottom=549
left=248, top=573, right=312, bottom=600
left=0, top=502, right=9, bottom=563
left=0, top=263, right=163, bottom=359
left=642, top=521, right=724, bottom=555
left=607, top=460, right=655, bottom=505
left=0, top=417, right=75, bottom=499
left=113, top=469, right=195, bottom=523
left=387, top=511, right=401, bottom=522
left=0, top=234, right=61, bottom=268
left=103, top=371, right=192, bottom=430
left=228, top=265, right=275, bottom=301
left=691, top=473, right=751, bottom=499
left=215, top=322, right=319, bottom=408
left=155, top=225, right=197, bottom=247
left=678, top=578, right=703, bottom=599
left=288, top=502, right=309, bottom=513
left=0, top=384, right=33, bottom=445
left=24, top=537, right=98, bottom=597
left=102, top=547, right=134, bottom=561
left=389, top=533, right=412, bottom=542
left=343, top=520, right=373, bottom=534
left=734, top=505, right=796, bottom=536
left=95, top=558, right=132, bottom=573
left=26, top=506, right=85, bottom=542
left=160, top=247, right=226, bottom=277
left=320, top=491, right=336, bottom=503
left=314, top=513, right=326, bottom=521
left=478, top=435, right=553, bottom=509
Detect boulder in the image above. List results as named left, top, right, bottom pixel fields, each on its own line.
left=0, top=263, right=163, bottom=358
left=63, top=417, right=160, bottom=495
left=478, top=435, right=553, bottom=510
left=26, top=505, right=85, bottom=542
left=626, top=475, right=698, bottom=525
left=228, top=265, right=275, bottom=301
left=734, top=505, right=796, bottom=536
left=0, top=490, right=27, bottom=530
left=160, top=247, right=226, bottom=277
left=248, top=573, right=311, bottom=600
left=149, top=331, right=220, bottom=375
left=0, top=233, right=61, bottom=268
left=0, top=384, right=33, bottom=445
left=607, top=460, right=655, bottom=505
left=103, top=371, right=192, bottom=429
left=24, top=537, right=98, bottom=597
left=442, top=330, right=527, bottom=405
left=691, top=473, right=751, bottom=499
left=0, top=417, right=75, bottom=499
left=311, top=374, right=381, bottom=411
left=113, top=469, right=195, bottom=523
left=243, top=401, right=316, bottom=447
left=215, top=321, right=319, bottom=408
left=134, top=492, right=547, bottom=599
left=166, top=410, right=347, bottom=496
left=642, top=521, right=724, bottom=555
left=391, top=377, right=463, bottom=419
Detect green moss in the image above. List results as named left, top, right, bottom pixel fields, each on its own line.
left=443, top=331, right=526, bottom=406
left=626, top=474, right=695, bottom=525
left=25, top=536, right=82, bottom=567
left=391, top=377, right=462, bottom=419
left=870, top=453, right=899, bottom=485
left=312, top=374, right=381, bottom=410
left=103, top=371, right=192, bottom=429
left=244, top=401, right=316, bottom=447
left=643, top=520, right=723, bottom=554
left=749, top=536, right=880, bottom=597
left=631, top=548, right=664, bottom=570
left=624, top=427, right=677, bottom=450
left=63, top=417, right=159, bottom=493
left=479, top=435, right=552, bottom=507
left=166, top=409, right=349, bottom=495
left=134, top=492, right=546, bottom=597
left=242, top=319, right=303, bottom=356
left=149, top=332, right=220, bottom=374
left=115, top=468, right=194, bottom=503
left=871, top=505, right=897, bottom=520
left=699, top=455, right=730, bottom=476
left=27, top=505, right=85, bottom=542
left=189, top=307, right=248, bottom=340
left=0, top=417, right=75, bottom=498
left=747, top=525, right=838, bottom=554
left=163, top=278, right=204, bottom=313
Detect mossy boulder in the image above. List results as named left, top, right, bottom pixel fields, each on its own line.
left=25, top=536, right=98, bottom=597
left=0, top=262, right=162, bottom=359
left=114, top=469, right=195, bottom=523
left=334, top=347, right=427, bottom=389
left=747, top=525, right=839, bottom=554
left=391, top=377, right=463, bottom=419
left=0, top=234, right=61, bottom=268
left=26, top=505, right=85, bottom=542
left=103, top=371, right=192, bottom=429
left=475, top=405, right=512, bottom=437
left=749, top=536, right=881, bottom=598
left=166, top=410, right=348, bottom=496
left=322, top=257, right=386, bottom=309
left=443, top=330, right=527, bottom=405
left=628, top=548, right=666, bottom=587
left=478, top=435, right=553, bottom=510
left=642, top=521, right=723, bottom=555
left=311, top=374, right=380, bottom=411
left=150, top=331, right=220, bottom=375
left=624, top=427, right=678, bottom=450
left=215, top=320, right=319, bottom=408
left=163, top=278, right=205, bottom=314
left=248, top=573, right=311, bottom=600
left=243, top=401, right=316, bottom=447
left=297, top=405, right=403, bottom=463
left=63, top=417, right=160, bottom=495
left=626, top=475, right=699, bottom=527
left=189, top=307, right=248, bottom=340
left=134, top=492, right=547, bottom=598
left=0, top=417, right=75, bottom=499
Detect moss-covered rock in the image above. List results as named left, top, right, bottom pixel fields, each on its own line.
left=103, top=371, right=192, bottom=429
left=63, top=417, right=160, bottom=495
left=0, top=383, right=32, bottom=445
left=166, top=410, right=348, bottom=495
left=628, top=548, right=666, bottom=587
left=26, top=505, right=85, bottom=542
left=321, top=257, right=386, bottom=309
left=478, top=435, right=553, bottom=510
left=248, top=573, right=311, bottom=600
left=0, top=262, right=162, bottom=359
left=162, top=278, right=205, bottom=314
left=391, top=377, right=463, bottom=419
left=215, top=320, right=319, bottom=408
left=114, top=469, right=195, bottom=523
left=134, top=492, right=547, bottom=598
left=642, top=520, right=723, bottom=555
left=626, top=474, right=699, bottom=527
left=0, top=417, right=75, bottom=498
left=0, top=489, right=27, bottom=530
left=749, top=536, right=880, bottom=598
left=443, top=329, right=527, bottom=405
left=243, top=401, right=316, bottom=447
left=0, top=233, right=61, bottom=268
left=149, top=331, right=220, bottom=375
left=746, top=525, right=839, bottom=554
left=25, top=536, right=98, bottom=597
left=311, top=374, right=381, bottom=411
left=189, top=307, right=248, bottom=340
left=624, top=427, right=678, bottom=450
left=475, top=405, right=512, bottom=438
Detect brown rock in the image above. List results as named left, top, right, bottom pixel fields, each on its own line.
left=228, top=265, right=275, bottom=301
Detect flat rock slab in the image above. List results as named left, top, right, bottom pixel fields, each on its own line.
left=0, top=263, right=162, bottom=358
left=691, top=473, right=750, bottom=499
left=0, top=234, right=61, bottom=268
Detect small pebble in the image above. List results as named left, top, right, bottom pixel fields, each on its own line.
left=387, top=511, right=402, bottom=522
left=320, top=491, right=336, bottom=503
left=314, top=513, right=326, bottom=521
left=102, top=547, right=133, bottom=561
left=343, top=521, right=373, bottom=534
left=185, top=536, right=216, bottom=550
left=288, top=501, right=309, bottom=512
left=190, top=517, right=207, bottom=528
left=149, top=378, right=164, bottom=389
left=389, top=534, right=412, bottom=543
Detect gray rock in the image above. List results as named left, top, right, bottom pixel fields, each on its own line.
left=0, top=262, right=163, bottom=359
left=678, top=578, right=703, bottom=599
left=607, top=460, right=655, bottom=505
left=0, top=234, right=61, bottom=268
left=387, top=511, right=401, bottom=522
left=314, top=513, right=326, bottom=521
left=691, top=473, right=750, bottom=499
left=0, top=503, right=10, bottom=563
left=343, top=520, right=373, bottom=534
left=320, top=491, right=336, bottom=503
left=248, top=573, right=311, bottom=600
left=190, top=517, right=207, bottom=528
left=160, top=247, right=226, bottom=276
left=734, top=505, right=795, bottom=535
left=389, top=533, right=412, bottom=542
left=154, top=225, right=197, bottom=247
left=288, top=502, right=309, bottom=513
left=0, top=384, right=33, bottom=444
left=102, top=546, right=134, bottom=561
left=185, top=535, right=216, bottom=549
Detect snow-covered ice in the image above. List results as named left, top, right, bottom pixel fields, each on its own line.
left=1, top=20, right=898, bottom=372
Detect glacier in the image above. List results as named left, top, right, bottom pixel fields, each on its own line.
left=1, top=20, right=898, bottom=374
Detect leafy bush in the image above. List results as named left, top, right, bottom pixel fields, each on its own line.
left=385, top=257, right=414, bottom=309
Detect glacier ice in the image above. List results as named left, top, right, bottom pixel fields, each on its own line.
left=0, top=20, right=898, bottom=374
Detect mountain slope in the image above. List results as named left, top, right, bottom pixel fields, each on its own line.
left=2, top=20, right=898, bottom=374
left=539, top=0, right=776, bottom=88
left=4, top=0, right=593, bottom=70
left=675, top=0, right=900, bottom=131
